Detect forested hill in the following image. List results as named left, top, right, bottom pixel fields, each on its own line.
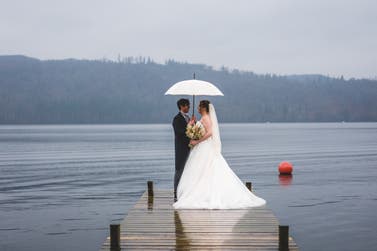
left=0, top=55, right=376, bottom=124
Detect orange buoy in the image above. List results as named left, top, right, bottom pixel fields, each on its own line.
left=278, top=161, right=293, bottom=175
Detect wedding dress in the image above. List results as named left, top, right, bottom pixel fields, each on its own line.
left=172, top=104, right=266, bottom=209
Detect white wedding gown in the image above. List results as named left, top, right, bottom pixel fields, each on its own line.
left=172, top=104, right=266, bottom=209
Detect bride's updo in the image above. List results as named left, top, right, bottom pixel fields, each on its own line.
left=199, top=100, right=210, bottom=113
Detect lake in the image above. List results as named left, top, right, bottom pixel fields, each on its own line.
left=0, top=123, right=376, bottom=251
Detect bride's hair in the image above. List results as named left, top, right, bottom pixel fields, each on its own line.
left=199, top=100, right=210, bottom=113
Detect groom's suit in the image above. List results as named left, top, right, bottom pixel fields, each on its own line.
left=172, top=112, right=191, bottom=199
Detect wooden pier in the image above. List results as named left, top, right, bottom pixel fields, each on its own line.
left=100, top=181, right=299, bottom=250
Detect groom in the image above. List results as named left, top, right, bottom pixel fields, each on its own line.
left=172, top=98, right=195, bottom=202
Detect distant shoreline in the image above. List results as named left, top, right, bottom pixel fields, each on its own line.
left=2, top=55, right=377, bottom=123
left=1, top=121, right=377, bottom=126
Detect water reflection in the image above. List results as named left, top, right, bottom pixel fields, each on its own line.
left=174, top=210, right=190, bottom=249
left=279, top=174, right=293, bottom=186
left=147, top=196, right=153, bottom=210
left=174, top=208, right=250, bottom=248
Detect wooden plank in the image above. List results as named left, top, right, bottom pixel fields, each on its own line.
left=100, top=189, right=299, bottom=250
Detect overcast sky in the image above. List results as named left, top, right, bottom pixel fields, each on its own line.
left=1, top=0, right=376, bottom=78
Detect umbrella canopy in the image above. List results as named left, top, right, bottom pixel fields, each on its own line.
left=165, top=79, right=224, bottom=96
left=165, top=79, right=224, bottom=116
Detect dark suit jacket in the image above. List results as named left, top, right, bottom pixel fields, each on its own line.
left=172, top=112, right=190, bottom=171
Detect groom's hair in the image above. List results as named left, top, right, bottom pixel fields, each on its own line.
left=177, top=98, right=190, bottom=110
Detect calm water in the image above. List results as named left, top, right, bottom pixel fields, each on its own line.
left=0, top=123, right=376, bottom=251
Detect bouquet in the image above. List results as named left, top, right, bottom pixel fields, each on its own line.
left=186, top=121, right=205, bottom=148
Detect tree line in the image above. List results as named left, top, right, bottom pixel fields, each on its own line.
left=0, top=55, right=376, bottom=124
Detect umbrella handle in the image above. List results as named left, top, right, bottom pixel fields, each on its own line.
left=192, top=73, right=196, bottom=117
left=192, top=95, right=195, bottom=117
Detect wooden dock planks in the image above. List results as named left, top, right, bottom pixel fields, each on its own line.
left=100, top=189, right=299, bottom=250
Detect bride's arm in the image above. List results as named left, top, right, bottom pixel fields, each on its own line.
left=191, top=116, right=212, bottom=146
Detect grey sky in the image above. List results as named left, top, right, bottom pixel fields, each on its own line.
left=1, top=0, right=376, bottom=78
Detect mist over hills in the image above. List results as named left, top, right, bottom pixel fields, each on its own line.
left=0, top=55, right=376, bottom=124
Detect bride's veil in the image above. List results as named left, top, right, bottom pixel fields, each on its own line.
left=209, top=103, right=222, bottom=153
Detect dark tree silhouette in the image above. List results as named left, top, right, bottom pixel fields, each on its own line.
left=0, top=55, right=376, bottom=124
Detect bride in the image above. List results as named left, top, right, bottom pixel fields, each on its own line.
left=172, top=100, right=266, bottom=209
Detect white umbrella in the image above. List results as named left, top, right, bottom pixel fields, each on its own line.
left=165, top=76, right=224, bottom=116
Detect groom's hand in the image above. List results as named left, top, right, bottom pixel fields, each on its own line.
left=191, top=115, right=197, bottom=122
left=190, top=139, right=198, bottom=146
